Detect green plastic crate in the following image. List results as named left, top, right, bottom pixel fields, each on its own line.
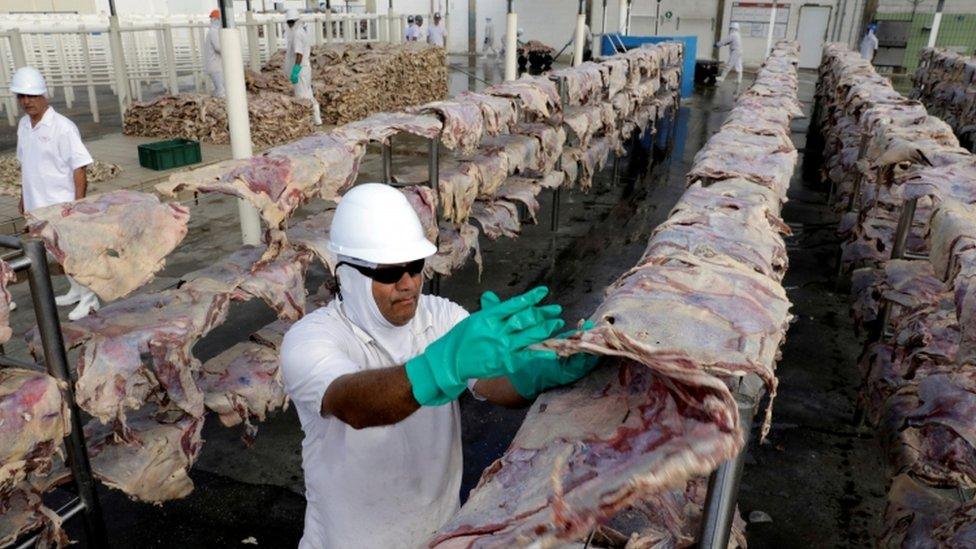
left=137, top=138, right=202, bottom=171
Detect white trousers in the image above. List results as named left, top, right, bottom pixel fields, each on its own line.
left=293, top=68, right=322, bottom=125
left=207, top=70, right=225, bottom=98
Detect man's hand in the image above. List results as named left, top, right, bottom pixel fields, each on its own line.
left=405, top=286, right=565, bottom=406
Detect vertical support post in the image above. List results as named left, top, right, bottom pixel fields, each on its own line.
left=890, top=197, right=918, bottom=261
left=573, top=0, right=586, bottom=66
left=24, top=239, right=109, bottom=549
left=617, top=0, right=628, bottom=33
left=265, top=21, right=277, bottom=57
left=107, top=16, right=130, bottom=119
left=325, top=10, right=334, bottom=43
left=764, top=2, right=777, bottom=56
left=163, top=24, right=180, bottom=95
left=8, top=28, right=28, bottom=68
left=428, top=137, right=442, bottom=296
left=598, top=0, right=608, bottom=57
left=55, top=34, right=76, bottom=109
left=698, top=397, right=755, bottom=549
left=80, top=31, right=100, bottom=123
left=382, top=142, right=393, bottom=183
left=220, top=5, right=263, bottom=246
left=927, top=0, right=945, bottom=48
left=552, top=79, right=567, bottom=233
left=246, top=11, right=262, bottom=71
left=0, top=38, right=16, bottom=126
left=504, top=0, right=517, bottom=81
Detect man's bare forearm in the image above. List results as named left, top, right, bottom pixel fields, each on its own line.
left=474, top=377, right=531, bottom=408
left=321, top=366, right=420, bottom=429
left=73, top=167, right=87, bottom=200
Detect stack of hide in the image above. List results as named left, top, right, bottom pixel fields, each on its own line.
left=0, top=155, right=121, bottom=197
left=912, top=48, right=976, bottom=148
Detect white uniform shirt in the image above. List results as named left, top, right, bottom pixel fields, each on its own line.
left=428, top=22, right=446, bottom=47
left=204, top=21, right=222, bottom=73
left=405, top=23, right=420, bottom=41
left=860, top=30, right=879, bottom=60
left=17, top=107, right=92, bottom=213
left=285, top=23, right=312, bottom=72
left=281, top=295, right=469, bottom=549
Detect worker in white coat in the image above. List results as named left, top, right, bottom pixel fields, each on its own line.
left=203, top=10, right=224, bottom=98
left=12, top=67, right=99, bottom=320
left=482, top=16, right=498, bottom=58
left=860, top=23, right=879, bottom=62
left=285, top=9, right=322, bottom=126
left=427, top=12, right=446, bottom=47
left=715, top=22, right=743, bottom=86
left=281, top=183, right=598, bottom=548
left=405, top=15, right=418, bottom=41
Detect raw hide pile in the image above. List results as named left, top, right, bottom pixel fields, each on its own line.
left=0, top=154, right=121, bottom=197
left=814, top=43, right=976, bottom=541
left=263, top=42, right=448, bottom=125
left=912, top=48, right=976, bottom=148
left=123, top=91, right=314, bottom=148
left=430, top=41, right=800, bottom=549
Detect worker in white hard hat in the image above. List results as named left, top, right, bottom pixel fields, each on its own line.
left=860, top=23, right=880, bottom=62
left=281, top=183, right=598, bottom=548
left=715, top=22, right=743, bottom=87
left=12, top=67, right=100, bottom=320
left=405, top=14, right=419, bottom=41
left=285, top=8, right=323, bottom=125
left=204, top=9, right=225, bottom=98
left=482, top=16, right=498, bottom=58
left=428, top=12, right=446, bottom=47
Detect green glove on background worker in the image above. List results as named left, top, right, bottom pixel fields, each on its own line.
left=290, top=64, right=302, bottom=84
left=405, top=286, right=566, bottom=406
left=479, top=292, right=600, bottom=399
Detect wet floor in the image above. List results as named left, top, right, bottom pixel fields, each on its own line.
left=13, top=63, right=887, bottom=548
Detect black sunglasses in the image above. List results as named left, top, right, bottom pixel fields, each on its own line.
left=337, top=259, right=425, bottom=284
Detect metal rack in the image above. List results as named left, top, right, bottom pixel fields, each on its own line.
left=0, top=235, right=108, bottom=549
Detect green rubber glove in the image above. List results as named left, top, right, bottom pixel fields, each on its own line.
left=405, top=286, right=565, bottom=406
left=290, top=64, right=301, bottom=84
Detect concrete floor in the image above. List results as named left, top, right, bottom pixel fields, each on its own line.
left=6, top=63, right=890, bottom=548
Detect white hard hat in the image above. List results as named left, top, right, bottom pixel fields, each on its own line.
left=328, top=183, right=437, bottom=265
left=10, top=66, right=47, bottom=96
left=285, top=8, right=300, bottom=21
left=729, top=22, right=740, bottom=31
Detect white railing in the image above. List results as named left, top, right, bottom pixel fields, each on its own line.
left=0, top=11, right=431, bottom=127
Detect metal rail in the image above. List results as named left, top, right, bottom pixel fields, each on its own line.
left=0, top=235, right=108, bottom=548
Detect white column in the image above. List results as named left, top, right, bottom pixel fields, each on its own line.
left=8, top=28, right=27, bottom=68
left=504, top=9, right=517, bottom=80
left=764, top=3, right=777, bottom=56
left=246, top=11, right=261, bottom=71
left=927, top=0, right=946, bottom=48
left=80, top=30, right=100, bottom=123
left=162, top=24, right=179, bottom=95
left=220, top=27, right=263, bottom=246
left=107, top=16, right=130, bottom=118
left=617, top=0, right=627, bottom=34
left=573, top=9, right=586, bottom=66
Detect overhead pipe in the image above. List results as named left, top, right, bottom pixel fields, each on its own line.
left=218, top=0, right=263, bottom=246
left=573, top=0, right=586, bottom=66
left=505, top=0, right=518, bottom=81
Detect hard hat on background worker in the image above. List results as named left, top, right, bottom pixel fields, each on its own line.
left=434, top=12, right=441, bottom=20
left=209, top=9, right=220, bottom=20
left=10, top=66, right=47, bottom=96
left=729, top=22, right=740, bottom=31
left=407, top=15, right=415, bottom=23
left=286, top=8, right=300, bottom=22
left=328, top=183, right=437, bottom=266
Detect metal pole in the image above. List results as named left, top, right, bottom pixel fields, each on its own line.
left=219, top=1, right=263, bottom=246
left=890, top=197, right=918, bottom=260
left=574, top=0, right=586, bottom=66
left=617, top=0, right=628, bottom=33
left=108, top=0, right=118, bottom=16
left=927, top=0, right=945, bottom=48
left=655, top=0, right=661, bottom=35
left=698, top=397, right=755, bottom=549
left=24, top=239, right=108, bottom=548
left=505, top=0, right=518, bottom=81
left=764, top=2, right=777, bottom=56
left=382, top=142, right=393, bottom=183
left=107, top=16, right=130, bottom=116
left=80, top=31, right=99, bottom=123
left=428, top=137, right=442, bottom=297
left=246, top=11, right=262, bottom=71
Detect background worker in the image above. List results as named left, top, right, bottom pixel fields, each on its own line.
left=482, top=16, right=498, bottom=58
left=203, top=10, right=224, bottom=98
left=414, top=15, right=427, bottom=43
left=405, top=15, right=418, bottom=41
left=282, top=183, right=598, bottom=548
left=12, top=67, right=99, bottom=320
left=860, top=23, right=879, bottom=62
left=284, top=9, right=322, bottom=126
left=428, top=12, right=446, bottom=47
left=715, top=22, right=743, bottom=86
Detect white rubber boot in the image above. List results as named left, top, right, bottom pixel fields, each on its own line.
left=68, top=289, right=100, bottom=321
left=55, top=277, right=84, bottom=307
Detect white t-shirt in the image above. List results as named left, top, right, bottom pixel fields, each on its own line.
left=405, top=24, right=420, bottom=41
left=281, top=295, right=469, bottom=549
left=17, top=107, right=92, bottom=213
left=428, top=23, right=446, bottom=47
